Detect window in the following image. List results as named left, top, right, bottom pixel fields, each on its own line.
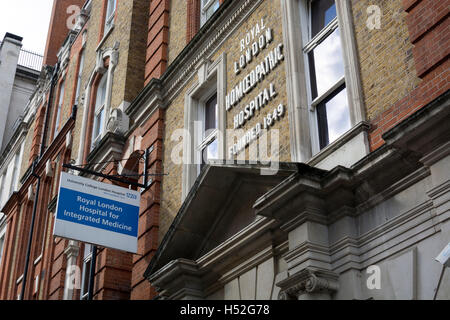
left=54, top=80, right=65, bottom=138
left=197, top=93, right=219, bottom=171
left=80, top=244, right=92, bottom=300
left=182, top=54, right=226, bottom=200
left=282, top=0, right=367, bottom=163
left=91, top=75, right=107, bottom=148
left=0, top=229, right=5, bottom=267
left=104, top=0, right=117, bottom=34
left=9, top=149, right=21, bottom=197
left=0, top=172, right=6, bottom=207
left=304, top=0, right=350, bottom=150
left=74, top=51, right=85, bottom=104
left=201, top=0, right=220, bottom=26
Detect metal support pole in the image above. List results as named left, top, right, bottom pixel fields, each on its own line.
left=143, top=148, right=149, bottom=188
left=20, top=161, right=41, bottom=300
left=87, top=245, right=97, bottom=300
left=62, top=164, right=146, bottom=188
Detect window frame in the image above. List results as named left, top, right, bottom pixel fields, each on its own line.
left=53, top=79, right=66, bottom=139
left=91, top=75, right=107, bottom=148
left=281, top=0, right=367, bottom=163
left=8, top=146, right=22, bottom=197
left=0, top=172, right=7, bottom=207
left=80, top=243, right=93, bottom=300
left=302, top=0, right=350, bottom=153
left=182, top=54, right=227, bottom=200
left=104, top=0, right=117, bottom=34
left=201, top=0, right=220, bottom=26
left=196, top=91, right=219, bottom=171
left=74, top=50, right=85, bottom=105
left=0, top=226, right=6, bottom=267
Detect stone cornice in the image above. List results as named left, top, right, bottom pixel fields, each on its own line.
left=255, top=93, right=450, bottom=226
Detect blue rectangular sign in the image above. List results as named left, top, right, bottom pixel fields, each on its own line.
left=53, top=172, right=140, bottom=253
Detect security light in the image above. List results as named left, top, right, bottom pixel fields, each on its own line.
left=436, top=243, right=450, bottom=267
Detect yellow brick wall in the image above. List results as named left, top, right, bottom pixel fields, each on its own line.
left=18, top=120, right=36, bottom=180
left=72, top=0, right=145, bottom=161
left=159, top=0, right=291, bottom=239
left=168, top=0, right=187, bottom=65
left=351, top=0, right=420, bottom=120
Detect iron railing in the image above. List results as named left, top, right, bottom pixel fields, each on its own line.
left=17, top=48, right=43, bottom=71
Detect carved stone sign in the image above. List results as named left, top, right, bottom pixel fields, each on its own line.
left=226, top=18, right=285, bottom=158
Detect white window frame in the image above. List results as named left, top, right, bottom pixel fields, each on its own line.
left=281, top=0, right=367, bottom=163
left=9, top=145, right=23, bottom=197
left=54, top=80, right=65, bottom=138
left=104, top=0, right=117, bottom=34
left=302, top=1, right=348, bottom=153
left=0, top=226, right=6, bottom=267
left=80, top=243, right=92, bottom=300
left=182, top=54, right=227, bottom=200
left=74, top=50, right=85, bottom=104
left=91, top=75, right=107, bottom=149
left=0, top=172, right=7, bottom=207
left=201, top=0, right=220, bottom=26
left=195, top=91, right=219, bottom=172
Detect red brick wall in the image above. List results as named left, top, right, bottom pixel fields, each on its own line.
left=369, top=0, right=450, bottom=151
left=145, top=0, right=170, bottom=85
left=89, top=164, right=134, bottom=300
left=128, top=108, right=164, bottom=300
left=30, top=101, right=47, bottom=165
left=43, top=0, right=86, bottom=66
left=186, top=0, right=201, bottom=44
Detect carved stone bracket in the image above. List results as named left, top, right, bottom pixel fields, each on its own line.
left=277, top=269, right=339, bottom=300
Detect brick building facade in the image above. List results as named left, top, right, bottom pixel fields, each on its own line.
left=0, top=0, right=448, bottom=300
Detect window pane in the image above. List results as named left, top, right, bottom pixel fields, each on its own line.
left=317, top=86, right=350, bottom=149
left=202, top=0, right=220, bottom=24
left=59, top=81, right=65, bottom=105
left=93, top=109, right=105, bottom=141
left=311, top=0, right=337, bottom=37
left=75, top=52, right=85, bottom=102
left=54, top=105, right=61, bottom=137
left=0, top=236, right=4, bottom=265
left=96, top=77, right=107, bottom=111
left=83, top=244, right=92, bottom=260
left=308, top=27, right=344, bottom=99
left=205, top=94, right=217, bottom=131
left=81, top=259, right=91, bottom=298
left=106, top=0, right=116, bottom=19
left=201, top=138, right=218, bottom=168
left=205, top=0, right=220, bottom=20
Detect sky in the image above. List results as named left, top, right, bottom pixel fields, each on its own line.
left=0, top=0, right=54, bottom=54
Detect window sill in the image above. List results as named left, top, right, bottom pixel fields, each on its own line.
left=307, top=121, right=370, bottom=169
left=33, top=254, right=42, bottom=266
left=96, top=24, right=115, bottom=52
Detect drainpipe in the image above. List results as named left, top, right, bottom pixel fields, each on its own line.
left=20, top=160, right=41, bottom=300
left=20, top=61, right=59, bottom=300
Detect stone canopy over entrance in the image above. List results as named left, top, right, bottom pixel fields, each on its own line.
left=145, top=92, right=450, bottom=300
